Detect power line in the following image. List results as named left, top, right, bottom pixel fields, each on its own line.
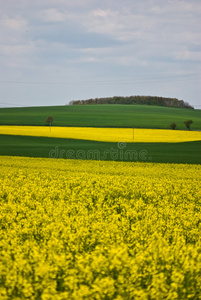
left=0, top=102, right=26, bottom=107
left=0, top=73, right=200, bottom=86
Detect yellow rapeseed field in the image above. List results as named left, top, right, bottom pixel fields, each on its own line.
left=0, top=156, right=201, bottom=299
left=0, top=125, right=201, bottom=143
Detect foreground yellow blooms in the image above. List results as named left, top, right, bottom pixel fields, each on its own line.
left=0, top=156, right=201, bottom=299
left=0, top=125, right=201, bottom=143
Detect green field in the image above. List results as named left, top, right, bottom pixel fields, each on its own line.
left=1, top=104, right=200, bottom=164
left=0, top=105, right=201, bottom=129
left=0, top=134, right=200, bottom=164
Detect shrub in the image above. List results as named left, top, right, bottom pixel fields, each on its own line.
left=184, top=120, right=193, bottom=130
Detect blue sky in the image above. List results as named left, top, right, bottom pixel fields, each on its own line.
left=0, top=0, right=201, bottom=108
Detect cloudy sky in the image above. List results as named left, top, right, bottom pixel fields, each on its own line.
left=0, top=0, right=201, bottom=108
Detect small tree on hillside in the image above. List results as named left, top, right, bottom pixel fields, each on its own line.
left=170, top=122, right=177, bottom=130
left=184, top=120, right=193, bottom=130
left=46, top=116, right=54, bottom=132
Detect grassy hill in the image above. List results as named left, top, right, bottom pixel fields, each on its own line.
left=0, top=105, right=201, bottom=129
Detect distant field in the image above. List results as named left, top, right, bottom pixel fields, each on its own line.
left=0, top=105, right=201, bottom=129
left=0, top=126, right=201, bottom=143
left=1, top=105, right=200, bottom=164
left=0, top=135, right=200, bottom=164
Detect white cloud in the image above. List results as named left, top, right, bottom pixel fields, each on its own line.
left=41, top=8, right=68, bottom=23
left=1, top=16, right=27, bottom=31
left=0, top=42, right=35, bottom=56
left=174, top=50, right=201, bottom=61
left=149, top=0, right=201, bottom=15
left=92, top=9, right=111, bottom=18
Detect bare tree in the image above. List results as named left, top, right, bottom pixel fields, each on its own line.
left=46, top=116, right=54, bottom=132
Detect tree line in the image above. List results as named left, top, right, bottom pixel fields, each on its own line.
left=69, top=96, right=194, bottom=109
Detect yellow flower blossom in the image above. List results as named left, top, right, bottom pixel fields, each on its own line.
left=0, top=156, right=200, bottom=299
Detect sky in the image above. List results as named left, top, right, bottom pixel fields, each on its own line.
left=0, top=0, right=201, bottom=108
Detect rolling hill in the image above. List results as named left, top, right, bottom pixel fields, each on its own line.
left=0, top=105, right=201, bottom=129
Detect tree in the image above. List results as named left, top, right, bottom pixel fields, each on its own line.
left=46, top=116, right=54, bottom=132
left=170, top=122, right=177, bottom=130
left=184, top=120, right=193, bottom=130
